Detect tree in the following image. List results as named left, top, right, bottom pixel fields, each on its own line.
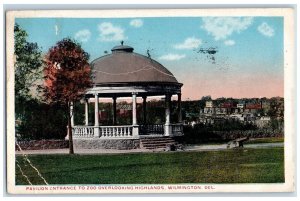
left=14, top=23, right=42, bottom=120
left=17, top=99, right=68, bottom=140
left=43, top=38, right=92, bottom=154
left=200, top=95, right=212, bottom=101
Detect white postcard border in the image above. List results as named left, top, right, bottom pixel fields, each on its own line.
left=6, top=8, right=296, bottom=194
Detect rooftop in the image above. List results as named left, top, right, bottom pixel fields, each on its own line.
left=91, top=44, right=180, bottom=85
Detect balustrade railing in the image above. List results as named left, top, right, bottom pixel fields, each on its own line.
left=73, top=125, right=133, bottom=138
left=100, top=126, right=133, bottom=138
left=73, top=126, right=94, bottom=138
left=171, top=124, right=184, bottom=136
left=73, top=124, right=183, bottom=138
left=139, top=124, right=164, bottom=135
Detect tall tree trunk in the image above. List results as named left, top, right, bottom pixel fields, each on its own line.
left=67, top=103, right=74, bottom=154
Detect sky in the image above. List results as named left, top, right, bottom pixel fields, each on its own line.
left=15, top=17, right=284, bottom=100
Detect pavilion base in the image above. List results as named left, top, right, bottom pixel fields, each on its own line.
left=73, top=138, right=140, bottom=150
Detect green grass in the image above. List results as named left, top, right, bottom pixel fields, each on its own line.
left=16, top=148, right=284, bottom=185
left=245, top=137, right=284, bottom=144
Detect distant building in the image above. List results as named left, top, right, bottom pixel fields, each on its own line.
left=205, top=101, right=213, bottom=108
left=229, top=114, right=244, bottom=121
left=245, top=103, right=262, bottom=113
left=199, top=98, right=280, bottom=126
left=243, top=113, right=256, bottom=122
left=237, top=103, right=244, bottom=109
left=215, top=107, right=229, bottom=115
left=255, top=116, right=271, bottom=128
left=220, top=102, right=236, bottom=108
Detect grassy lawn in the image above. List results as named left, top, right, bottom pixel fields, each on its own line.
left=245, top=137, right=284, bottom=144
left=16, top=148, right=284, bottom=185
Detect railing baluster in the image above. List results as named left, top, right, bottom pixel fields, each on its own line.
left=73, top=125, right=144, bottom=138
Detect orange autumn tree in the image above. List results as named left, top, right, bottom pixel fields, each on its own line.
left=43, top=38, right=92, bottom=154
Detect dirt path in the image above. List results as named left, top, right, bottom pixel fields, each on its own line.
left=185, top=142, right=284, bottom=151
left=15, top=148, right=155, bottom=155
left=15, top=142, right=284, bottom=155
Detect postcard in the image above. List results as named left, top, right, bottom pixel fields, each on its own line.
left=6, top=8, right=295, bottom=194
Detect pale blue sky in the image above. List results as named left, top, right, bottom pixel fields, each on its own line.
left=15, top=17, right=283, bottom=99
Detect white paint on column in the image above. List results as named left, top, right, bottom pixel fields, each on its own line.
left=165, top=94, right=171, bottom=125
left=85, top=99, right=89, bottom=126
left=132, top=93, right=137, bottom=126
left=70, top=102, right=75, bottom=126
left=94, top=94, right=99, bottom=126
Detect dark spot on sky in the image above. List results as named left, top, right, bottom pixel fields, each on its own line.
left=197, top=47, right=218, bottom=64
left=197, top=47, right=218, bottom=55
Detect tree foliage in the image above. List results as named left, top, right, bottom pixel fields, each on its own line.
left=14, top=23, right=42, bottom=101
left=43, top=38, right=92, bottom=104
left=14, top=24, right=70, bottom=141
left=14, top=23, right=43, bottom=125
left=43, top=38, right=92, bottom=154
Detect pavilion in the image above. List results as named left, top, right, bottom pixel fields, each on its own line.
left=69, top=44, right=184, bottom=150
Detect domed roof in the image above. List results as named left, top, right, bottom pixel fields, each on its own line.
left=111, top=45, right=134, bottom=52
left=91, top=44, right=180, bottom=85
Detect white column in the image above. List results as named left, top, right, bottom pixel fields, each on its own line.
left=165, top=94, right=171, bottom=125
left=165, top=94, right=172, bottom=136
left=70, top=101, right=74, bottom=126
left=132, top=93, right=139, bottom=138
left=94, top=94, right=99, bottom=137
left=94, top=94, right=99, bottom=126
left=132, top=93, right=137, bottom=126
left=85, top=99, right=89, bottom=126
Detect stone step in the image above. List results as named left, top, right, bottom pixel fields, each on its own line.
left=140, top=137, right=176, bottom=150
left=143, top=146, right=169, bottom=150
left=141, top=139, right=175, bottom=144
left=142, top=143, right=172, bottom=147
left=142, top=142, right=175, bottom=147
left=140, top=137, right=173, bottom=141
